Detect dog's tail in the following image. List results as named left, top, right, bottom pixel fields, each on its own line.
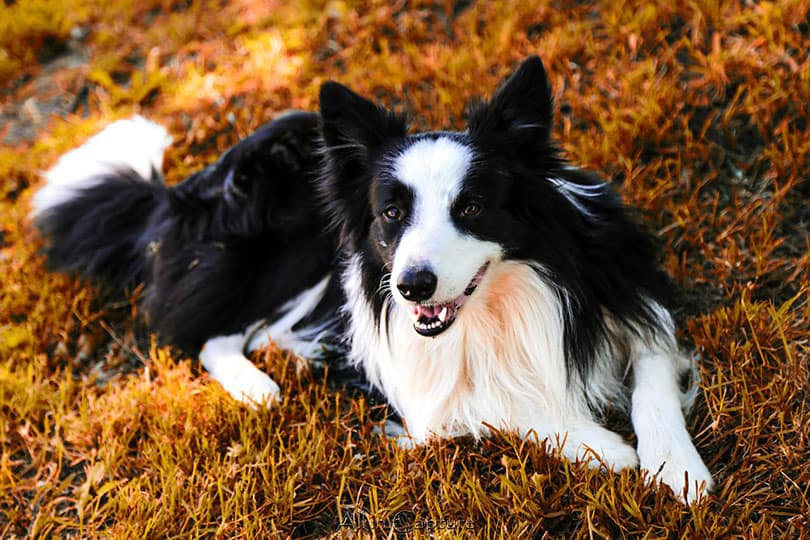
left=31, top=116, right=173, bottom=290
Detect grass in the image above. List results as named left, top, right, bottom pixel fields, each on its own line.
left=1, top=0, right=808, bottom=537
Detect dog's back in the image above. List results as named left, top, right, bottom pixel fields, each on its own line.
left=32, top=111, right=339, bottom=349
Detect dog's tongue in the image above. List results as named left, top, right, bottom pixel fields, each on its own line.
left=413, top=303, right=456, bottom=322
left=414, top=304, right=440, bottom=319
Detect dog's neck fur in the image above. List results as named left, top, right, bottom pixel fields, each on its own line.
left=342, top=256, right=624, bottom=441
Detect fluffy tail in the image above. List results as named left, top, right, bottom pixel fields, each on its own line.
left=31, top=116, right=173, bottom=290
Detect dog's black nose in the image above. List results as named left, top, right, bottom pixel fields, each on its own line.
left=397, top=268, right=437, bottom=301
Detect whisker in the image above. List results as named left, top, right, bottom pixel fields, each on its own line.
left=513, top=123, right=545, bottom=130
left=376, top=271, right=392, bottom=297
left=322, top=142, right=366, bottom=153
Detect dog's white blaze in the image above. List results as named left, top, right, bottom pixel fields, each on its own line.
left=391, top=137, right=501, bottom=302
left=31, top=116, right=172, bottom=217
left=343, top=256, right=639, bottom=467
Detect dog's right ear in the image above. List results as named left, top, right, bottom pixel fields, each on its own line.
left=319, top=82, right=407, bottom=246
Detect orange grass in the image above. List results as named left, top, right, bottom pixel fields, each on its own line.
left=1, top=0, right=808, bottom=537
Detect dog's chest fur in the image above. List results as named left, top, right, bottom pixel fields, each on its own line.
left=342, top=256, right=623, bottom=441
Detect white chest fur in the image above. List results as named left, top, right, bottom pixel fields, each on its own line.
left=341, top=256, right=618, bottom=441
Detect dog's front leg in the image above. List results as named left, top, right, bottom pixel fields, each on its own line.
left=541, top=420, right=639, bottom=471
left=631, top=349, right=713, bottom=503
left=199, top=333, right=281, bottom=407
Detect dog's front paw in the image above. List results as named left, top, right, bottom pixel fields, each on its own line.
left=218, top=368, right=281, bottom=407
left=200, top=334, right=281, bottom=408
left=640, top=441, right=713, bottom=504
left=567, top=425, right=639, bottom=471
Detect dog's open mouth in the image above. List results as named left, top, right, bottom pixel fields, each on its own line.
left=408, top=263, right=489, bottom=337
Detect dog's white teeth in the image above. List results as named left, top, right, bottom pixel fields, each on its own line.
left=438, top=306, right=448, bottom=323
left=415, top=319, right=441, bottom=330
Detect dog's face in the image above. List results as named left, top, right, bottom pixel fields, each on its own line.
left=370, top=135, right=502, bottom=335
left=320, top=57, right=571, bottom=337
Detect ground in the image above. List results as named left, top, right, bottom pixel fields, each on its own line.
left=1, top=0, right=808, bottom=538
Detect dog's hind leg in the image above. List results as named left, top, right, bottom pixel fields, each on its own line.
left=244, top=274, right=336, bottom=364
left=199, top=333, right=281, bottom=406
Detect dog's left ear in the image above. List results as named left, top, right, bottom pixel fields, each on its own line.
left=467, top=56, right=554, bottom=151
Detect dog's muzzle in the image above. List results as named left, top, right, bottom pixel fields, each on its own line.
left=402, top=262, right=489, bottom=337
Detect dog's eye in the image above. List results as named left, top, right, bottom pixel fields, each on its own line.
left=383, top=206, right=403, bottom=221
left=461, top=202, right=482, bottom=217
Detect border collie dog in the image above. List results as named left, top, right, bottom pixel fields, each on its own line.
left=31, top=57, right=712, bottom=502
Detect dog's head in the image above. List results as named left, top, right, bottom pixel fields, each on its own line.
left=319, top=56, right=581, bottom=337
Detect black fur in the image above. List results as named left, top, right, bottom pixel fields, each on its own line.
left=36, top=169, right=165, bottom=289
left=36, top=111, right=341, bottom=349
left=36, top=56, right=672, bottom=401
left=317, top=56, right=672, bottom=391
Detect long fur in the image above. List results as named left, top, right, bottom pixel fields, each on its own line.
left=32, top=57, right=712, bottom=502
left=318, top=56, right=712, bottom=501
left=33, top=111, right=340, bottom=349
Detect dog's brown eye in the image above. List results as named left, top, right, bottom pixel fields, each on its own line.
left=461, top=202, right=482, bottom=217
left=383, top=206, right=403, bottom=221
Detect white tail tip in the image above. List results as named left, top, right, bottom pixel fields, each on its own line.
left=31, top=115, right=172, bottom=218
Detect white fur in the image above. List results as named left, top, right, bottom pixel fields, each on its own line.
left=629, top=305, right=714, bottom=502
left=199, top=334, right=281, bottom=406
left=31, top=115, right=172, bottom=217
left=343, top=255, right=637, bottom=468
left=391, top=138, right=501, bottom=302
left=548, top=177, right=604, bottom=220
left=201, top=275, right=333, bottom=406
left=246, top=274, right=334, bottom=359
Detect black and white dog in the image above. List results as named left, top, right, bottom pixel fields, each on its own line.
left=31, top=56, right=712, bottom=501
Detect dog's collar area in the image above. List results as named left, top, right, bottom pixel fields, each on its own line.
left=408, top=262, right=489, bottom=337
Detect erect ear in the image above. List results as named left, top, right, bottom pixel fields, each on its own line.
left=467, top=56, right=554, bottom=151
left=319, top=82, right=407, bottom=161
left=318, top=82, right=407, bottom=247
